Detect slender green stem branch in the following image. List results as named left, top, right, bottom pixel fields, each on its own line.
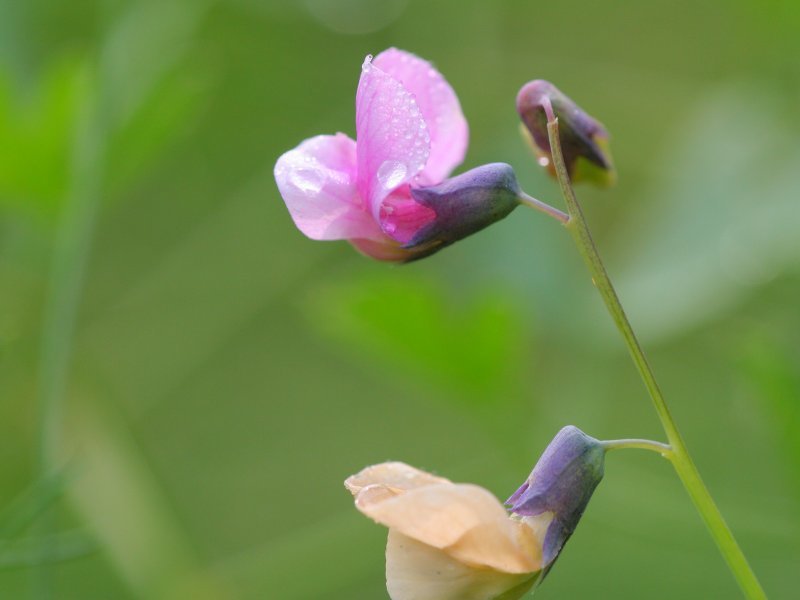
left=33, top=90, right=103, bottom=600
left=601, top=438, right=672, bottom=456
left=545, top=117, right=766, bottom=600
left=517, top=191, right=569, bottom=224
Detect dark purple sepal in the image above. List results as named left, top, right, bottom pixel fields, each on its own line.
left=402, top=163, right=520, bottom=261
left=507, top=425, right=605, bottom=567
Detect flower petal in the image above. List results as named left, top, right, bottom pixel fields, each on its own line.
left=345, top=462, right=450, bottom=496
left=386, top=530, right=536, bottom=600
left=274, top=133, right=385, bottom=241
left=379, top=187, right=436, bottom=245
left=347, top=238, right=416, bottom=262
left=373, top=48, right=468, bottom=184
left=356, top=55, right=431, bottom=222
left=354, top=482, right=541, bottom=574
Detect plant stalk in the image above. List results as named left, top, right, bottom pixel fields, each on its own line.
left=33, top=86, right=103, bottom=600
left=517, top=191, right=569, bottom=223
left=601, top=439, right=672, bottom=455
left=545, top=117, right=766, bottom=600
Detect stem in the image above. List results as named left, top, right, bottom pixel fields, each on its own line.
left=33, top=86, right=103, bottom=599
left=601, top=438, right=672, bottom=456
left=545, top=117, right=766, bottom=600
left=517, top=191, right=569, bottom=224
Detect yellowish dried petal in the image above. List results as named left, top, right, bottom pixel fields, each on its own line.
left=344, top=461, right=450, bottom=497
left=354, top=481, right=541, bottom=573
left=386, top=530, right=536, bottom=600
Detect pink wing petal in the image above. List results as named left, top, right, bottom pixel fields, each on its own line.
left=274, top=133, right=385, bottom=241
left=356, top=55, right=431, bottom=223
left=373, top=48, right=468, bottom=184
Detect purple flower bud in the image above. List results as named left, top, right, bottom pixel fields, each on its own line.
left=404, top=162, right=520, bottom=261
left=507, top=426, right=605, bottom=568
left=516, top=80, right=615, bottom=187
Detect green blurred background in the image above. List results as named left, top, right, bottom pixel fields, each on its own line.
left=1, top=0, right=799, bottom=597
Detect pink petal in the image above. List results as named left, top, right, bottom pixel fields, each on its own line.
left=373, top=48, right=468, bottom=184
left=274, top=133, right=386, bottom=241
left=348, top=238, right=412, bottom=262
left=379, top=186, right=436, bottom=245
left=356, top=55, right=431, bottom=223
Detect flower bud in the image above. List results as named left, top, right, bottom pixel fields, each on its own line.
left=506, top=426, right=605, bottom=567
left=404, top=163, right=521, bottom=260
left=516, top=80, right=615, bottom=187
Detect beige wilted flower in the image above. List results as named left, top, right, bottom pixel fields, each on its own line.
left=344, top=462, right=546, bottom=600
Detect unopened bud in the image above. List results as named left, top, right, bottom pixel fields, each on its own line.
left=517, top=80, right=615, bottom=187
left=507, top=426, right=605, bottom=567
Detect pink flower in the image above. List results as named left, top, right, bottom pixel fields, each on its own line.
left=274, top=48, right=469, bottom=261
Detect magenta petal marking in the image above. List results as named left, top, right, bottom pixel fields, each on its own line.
left=373, top=48, right=468, bottom=184
left=356, top=55, right=430, bottom=224
left=274, top=133, right=385, bottom=241
left=379, top=187, right=436, bottom=245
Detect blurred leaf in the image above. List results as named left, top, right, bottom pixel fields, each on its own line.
left=79, top=174, right=316, bottom=418
left=0, top=57, right=90, bottom=217
left=736, top=332, right=800, bottom=492
left=0, top=1, right=210, bottom=222
left=100, top=0, right=211, bottom=193
left=305, top=275, right=527, bottom=401
left=212, top=511, right=381, bottom=600
left=0, top=529, right=96, bottom=570
left=104, top=68, right=206, bottom=193
left=612, top=87, right=800, bottom=342
left=60, top=394, right=226, bottom=599
left=0, top=471, right=69, bottom=541
left=100, top=0, right=210, bottom=128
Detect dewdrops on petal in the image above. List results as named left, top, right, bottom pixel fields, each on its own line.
left=274, top=48, right=469, bottom=262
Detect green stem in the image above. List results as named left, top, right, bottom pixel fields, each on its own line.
left=601, top=438, right=672, bottom=456
left=545, top=117, right=766, bottom=600
left=517, top=191, right=569, bottom=224
left=33, top=85, right=103, bottom=599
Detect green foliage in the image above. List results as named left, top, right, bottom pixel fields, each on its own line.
left=0, top=58, right=88, bottom=217
left=613, top=88, right=800, bottom=342
left=738, top=332, right=800, bottom=494
left=0, top=472, right=70, bottom=541
left=306, top=275, right=527, bottom=402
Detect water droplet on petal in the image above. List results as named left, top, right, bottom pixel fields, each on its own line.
left=290, top=168, right=325, bottom=195
left=377, top=160, right=408, bottom=190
